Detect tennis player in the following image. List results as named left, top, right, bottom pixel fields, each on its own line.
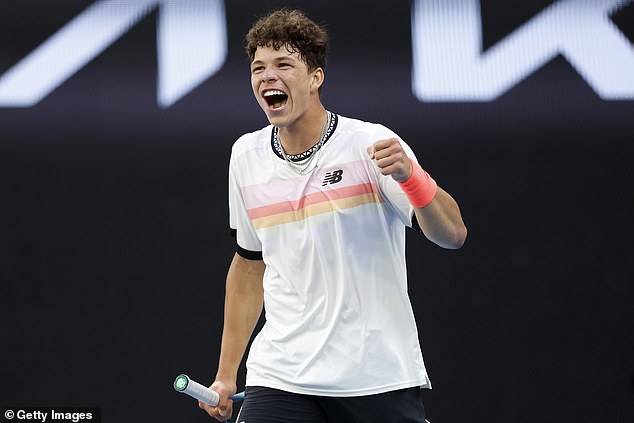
left=200, top=9, right=467, bottom=422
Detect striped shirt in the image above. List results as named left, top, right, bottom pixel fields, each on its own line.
left=229, top=114, right=431, bottom=396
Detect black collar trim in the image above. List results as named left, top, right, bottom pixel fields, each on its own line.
left=270, top=113, right=338, bottom=162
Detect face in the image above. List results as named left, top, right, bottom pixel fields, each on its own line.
left=251, top=45, right=323, bottom=129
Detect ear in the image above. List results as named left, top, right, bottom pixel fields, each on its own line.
left=311, top=67, right=325, bottom=92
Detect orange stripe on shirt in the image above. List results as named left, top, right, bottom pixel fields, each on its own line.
left=247, top=182, right=379, bottom=220
left=251, top=191, right=382, bottom=229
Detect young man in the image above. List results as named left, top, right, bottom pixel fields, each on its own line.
left=200, top=9, right=467, bottom=422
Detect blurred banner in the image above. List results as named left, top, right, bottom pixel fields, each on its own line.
left=1, top=0, right=632, bottom=141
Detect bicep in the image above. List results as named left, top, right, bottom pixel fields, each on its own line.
left=227, top=253, right=265, bottom=297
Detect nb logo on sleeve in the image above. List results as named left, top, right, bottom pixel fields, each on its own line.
left=322, top=169, right=343, bottom=186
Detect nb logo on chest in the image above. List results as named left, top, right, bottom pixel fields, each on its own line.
left=322, top=169, right=343, bottom=186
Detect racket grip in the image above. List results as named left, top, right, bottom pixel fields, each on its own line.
left=174, top=374, right=245, bottom=406
left=174, top=374, right=220, bottom=405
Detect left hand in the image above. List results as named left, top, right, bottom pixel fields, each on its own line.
left=367, top=138, right=412, bottom=182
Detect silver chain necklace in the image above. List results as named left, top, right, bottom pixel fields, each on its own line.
left=276, top=111, right=331, bottom=175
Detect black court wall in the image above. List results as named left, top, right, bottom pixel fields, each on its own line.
left=1, top=1, right=633, bottom=422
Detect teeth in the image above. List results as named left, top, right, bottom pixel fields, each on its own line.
left=263, top=90, right=286, bottom=97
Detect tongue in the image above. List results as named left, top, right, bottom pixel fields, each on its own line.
left=269, top=95, right=287, bottom=108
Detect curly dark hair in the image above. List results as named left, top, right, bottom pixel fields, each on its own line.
left=245, top=9, right=329, bottom=72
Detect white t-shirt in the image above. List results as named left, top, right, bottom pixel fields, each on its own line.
left=228, top=114, right=431, bottom=396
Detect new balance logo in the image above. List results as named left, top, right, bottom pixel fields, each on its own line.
left=322, top=169, right=343, bottom=186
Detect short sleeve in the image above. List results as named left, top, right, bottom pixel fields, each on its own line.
left=228, top=150, right=263, bottom=255
left=369, top=125, right=418, bottom=227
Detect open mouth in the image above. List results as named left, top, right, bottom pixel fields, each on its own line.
left=263, top=89, right=288, bottom=109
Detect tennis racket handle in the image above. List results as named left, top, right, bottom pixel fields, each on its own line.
left=174, top=374, right=220, bottom=405
left=173, top=374, right=244, bottom=406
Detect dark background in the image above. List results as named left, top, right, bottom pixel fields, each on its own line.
left=1, top=1, right=633, bottom=422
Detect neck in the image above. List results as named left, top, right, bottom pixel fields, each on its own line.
left=278, top=107, right=328, bottom=155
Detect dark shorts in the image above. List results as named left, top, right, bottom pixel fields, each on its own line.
left=234, top=386, right=427, bottom=423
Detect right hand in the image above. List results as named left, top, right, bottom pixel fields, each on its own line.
left=198, top=379, right=237, bottom=421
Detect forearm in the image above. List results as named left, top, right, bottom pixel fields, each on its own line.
left=414, top=186, right=467, bottom=249
left=215, top=253, right=265, bottom=384
left=367, top=138, right=467, bottom=249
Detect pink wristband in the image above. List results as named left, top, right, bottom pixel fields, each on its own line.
left=398, top=158, right=437, bottom=208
